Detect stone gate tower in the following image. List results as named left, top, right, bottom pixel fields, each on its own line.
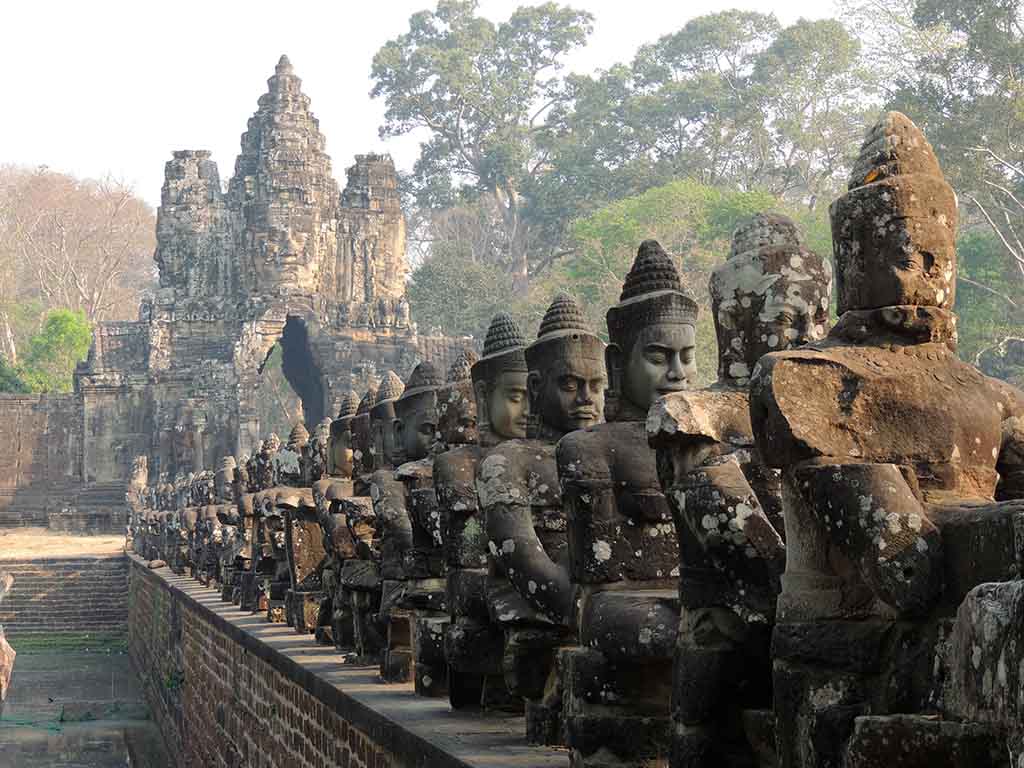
left=74, top=56, right=467, bottom=488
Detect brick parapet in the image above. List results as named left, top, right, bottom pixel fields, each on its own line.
left=127, top=555, right=564, bottom=768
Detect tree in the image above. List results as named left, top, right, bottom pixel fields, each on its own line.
left=545, top=12, right=872, bottom=216
left=407, top=247, right=516, bottom=340
left=0, top=165, right=156, bottom=333
left=16, top=309, right=93, bottom=394
left=371, top=0, right=594, bottom=291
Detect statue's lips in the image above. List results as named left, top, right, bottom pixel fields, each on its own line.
left=657, top=384, right=687, bottom=395
left=569, top=410, right=599, bottom=422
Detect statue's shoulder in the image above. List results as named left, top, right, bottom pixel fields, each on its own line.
left=648, top=389, right=752, bottom=447
left=433, top=445, right=481, bottom=487
left=478, top=439, right=551, bottom=500
left=368, top=468, right=403, bottom=501
left=557, top=423, right=639, bottom=480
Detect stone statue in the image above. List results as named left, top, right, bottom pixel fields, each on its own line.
left=334, top=386, right=388, bottom=662
left=367, top=372, right=415, bottom=680
left=648, top=215, right=832, bottom=767
left=351, top=386, right=377, bottom=478
left=392, top=362, right=447, bottom=696
left=305, top=417, right=332, bottom=484
left=477, top=294, right=606, bottom=743
left=748, top=112, right=1024, bottom=767
left=311, top=390, right=359, bottom=645
left=439, top=319, right=525, bottom=711
left=557, top=240, right=698, bottom=767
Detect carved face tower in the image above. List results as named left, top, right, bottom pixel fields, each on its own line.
left=231, top=55, right=338, bottom=297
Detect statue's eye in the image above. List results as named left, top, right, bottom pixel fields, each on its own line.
left=644, top=348, right=668, bottom=365
left=559, top=377, right=578, bottom=393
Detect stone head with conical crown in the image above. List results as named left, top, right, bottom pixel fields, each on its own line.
left=606, top=240, right=699, bottom=419
left=471, top=313, right=530, bottom=446
left=526, top=294, right=606, bottom=440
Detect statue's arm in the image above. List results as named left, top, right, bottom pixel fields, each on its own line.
left=668, top=454, right=785, bottom=580
left=478, top=452, right=572, bottom=624
left=792, top=461, right=943, bottom=615
left=369, top=472, right=413, bottom=553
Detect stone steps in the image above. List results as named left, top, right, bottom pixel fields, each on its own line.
left=0, top=555, right=129, bottom=637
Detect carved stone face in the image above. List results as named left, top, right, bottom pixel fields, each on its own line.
left=396, top=393, right=438, bottom=462
left=618, top=324, right=696, bottom=412
left=532, top=355, right=606, bottom=435
left=436, top=381, right=478, bottom=446
left=482, top=370, right=530, bottom=440
left=712, top=243, right=832, bottom=386
left=370, top=402, right=399, bottom=468
left=257, top=227, right=318, bottom=294
left=830, top=111, right=957, bottom=313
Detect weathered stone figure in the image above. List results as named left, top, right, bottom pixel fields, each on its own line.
left=557, top=240, right=698, bottom=767
left=478, top=294, right=606, bottom=743
left=367, top=372, right=417, bottom=680
left=311, top=390, right=359, bottom=645
left=648, top=214, right=832, bottom=768
left=351, top=386, right=377, bottom=478
left=439, top=320, right=525, bottom=710
left=749, top=112, right=1024, bottom=767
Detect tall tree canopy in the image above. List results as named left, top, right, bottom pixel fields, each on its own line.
left=0, top=166, right=155, bottom=364
left=371, top=0, right=594, bottom=290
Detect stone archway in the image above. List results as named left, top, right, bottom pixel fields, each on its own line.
left=235, top=308, right=331, bottom=458
left=277, top=315, right=326, bottom=428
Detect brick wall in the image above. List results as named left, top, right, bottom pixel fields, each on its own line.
left=129, top=562, right=407, bottom=768
left=127, top=558, right=564, bottom=768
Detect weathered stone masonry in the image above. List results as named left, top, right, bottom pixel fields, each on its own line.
left=128, top=556, right=565, bottom=768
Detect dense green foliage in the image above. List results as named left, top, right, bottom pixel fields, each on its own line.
left=0, top=309, right=92, bottom=394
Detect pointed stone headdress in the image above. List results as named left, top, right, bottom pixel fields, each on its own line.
left=606, top=240, right=698, bottom=347
left=398, top=361, right=444, bottom=402
left=336, top=390, right=360, bottom=420
left=375, top=371, right=405, bottom=405
left=471, top=312, right=528, bottom=386
left=356, top=387, right=377, bottom=416
left=447, top=350, right=479, bottom=383
left=287, top=422, right=309, bottom=451
left=526, top=293, right=604, bottom=371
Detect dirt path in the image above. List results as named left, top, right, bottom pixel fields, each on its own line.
left=0, top=528, right=124, bottom=560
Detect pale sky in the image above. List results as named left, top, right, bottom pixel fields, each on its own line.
left=2, top=0, right=834, bottom=207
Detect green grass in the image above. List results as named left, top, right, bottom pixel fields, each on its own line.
left=5, top=632, right=128, bottom=654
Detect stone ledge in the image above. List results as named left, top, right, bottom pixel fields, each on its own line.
left=128, top=555, right=566, bottom=768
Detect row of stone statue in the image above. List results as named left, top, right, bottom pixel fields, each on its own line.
left=128, top=114, right=1024, bottom=768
